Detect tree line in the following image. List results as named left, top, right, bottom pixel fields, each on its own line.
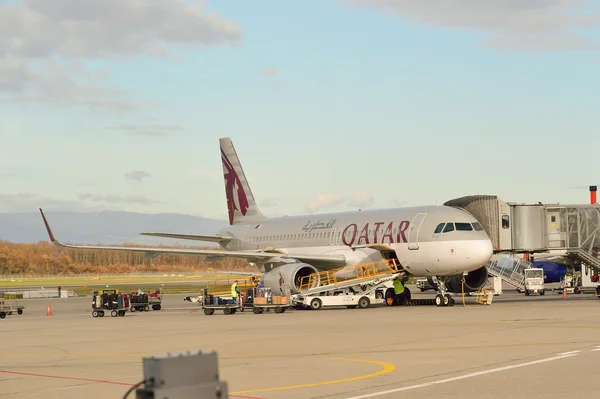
left=0, top=241, right=251, bottom=275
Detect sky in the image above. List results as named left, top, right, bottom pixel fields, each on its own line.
left=1, top=0, right=600, bottom=220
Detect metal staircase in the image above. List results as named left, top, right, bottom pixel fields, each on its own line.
left=486, top=255, right=531, bottom=291
left=567, top=249, right=600, bottom=273
left=560, top=205, right=600, bottom=273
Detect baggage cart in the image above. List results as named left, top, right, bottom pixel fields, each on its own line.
left=130, top=289, right=163, bottom=312
left=130, top=291, right=149, bottom=312
left=200, top=288, right=241, bottom=315
left=0, top=301, right=9, bottom=319
left=91, top=289, right=129, bottom=318
left=0, top=296, right=25, bottom=318
left=251, top=287, right=291, bottom=314
left=148, top=289, right=163, bottom=310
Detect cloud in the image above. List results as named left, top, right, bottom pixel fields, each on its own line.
left=125, top=170, right=151, bottom=182
left=0, top=192, right=161, bottom=213
left=0, top=193, right=84, bottom=212
left=79, top=193, right=160, bottom=204
left=347, top=190, right=374, bottom=208
left=0, top=0, right=242, bottom=109
left=304, top=193, right=345, bottom=212
left=260, top=68, right=278, bottom=77
left=345, top=0, right=600, bottom=51
left=0, top=58, right=133, bottom=111
left=0, top=0, right=242, bottom=59
left=105, top=123, right=184, bottom=137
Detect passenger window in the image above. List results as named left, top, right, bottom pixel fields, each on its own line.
left=434, top=223, right=445, bottom=234
left=502, top=215, right=510, bottom=229
left=443, top=223, right=455, bottom=233
left=472, top=222, right=483, bottom=231
left=455, top=223, right=473, bottom=231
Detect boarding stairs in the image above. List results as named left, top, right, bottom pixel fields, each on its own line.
left=567, top=249, right=600, bottom=273
left=486, top=256, right=530, bottom=292
left=297, top=260, right=402, bottom=297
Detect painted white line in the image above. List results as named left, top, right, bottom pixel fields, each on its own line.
left=557, top=350, right=582, bottom=356
left=344, top=353, right=578, bottom=399
left=591, top=348, right=600, bottom=352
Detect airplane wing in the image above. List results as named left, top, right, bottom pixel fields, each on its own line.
left=39, top=209, right=346, bottom=267
left=140, top=232, right=232, bottom=244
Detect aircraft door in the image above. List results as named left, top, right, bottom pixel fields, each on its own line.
left=408, top=213, right=427, bottom=250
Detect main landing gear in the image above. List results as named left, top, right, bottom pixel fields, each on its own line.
left=433, top=277, right=454, bottom=307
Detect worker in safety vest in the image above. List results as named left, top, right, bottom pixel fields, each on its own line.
left=393, top=277, right=406, bottom=305
left=231, top=280, right=239, bottom=305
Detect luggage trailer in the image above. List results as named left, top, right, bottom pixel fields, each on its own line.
left=91, top=290, right=129, bottom=318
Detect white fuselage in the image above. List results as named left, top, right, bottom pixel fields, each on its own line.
left=216, top=205, right=493, bottom=277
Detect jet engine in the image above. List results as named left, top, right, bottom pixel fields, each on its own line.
left=260, top=263, right=320, bottom=294
left=444, top=265, right=488, bottom=293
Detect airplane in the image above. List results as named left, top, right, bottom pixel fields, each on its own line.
left=533, top=261, right=580, bottom=284
left=39, top=137, right=494, bottom=307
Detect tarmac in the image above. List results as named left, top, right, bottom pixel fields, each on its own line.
left=1, top=287, right=600, bottom=399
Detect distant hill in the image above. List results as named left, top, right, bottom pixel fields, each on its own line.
left=0, top=211, right=228, bottom=245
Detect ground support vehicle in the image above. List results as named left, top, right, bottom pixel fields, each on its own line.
left=0, top=296, right=25, bottom=318
left=129, top=290, right=163, bottom=312
left=91, top=289, right=129, bottom=318
left=0, top=301, right=10, bottom=319
left=129, top=291, right=150, bottom=312
left=416, top=278, right=438, bottom=292
left=148, top=290, right=163, bottom=310
left=200, top=288, right=242, bottom=315
left=524, top=268, right=545, bottom=296
left=252, top=287, right=291, bottom=314
left=292, top=273, right=401, bottom=310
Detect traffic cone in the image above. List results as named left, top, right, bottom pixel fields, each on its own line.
left=47, top=303, right=52, bottom=316
left=562, top=289, right=567, bottom=298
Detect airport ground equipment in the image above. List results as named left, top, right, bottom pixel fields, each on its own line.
left=131, top=350, right=227, bottom=398
left=0, top=294, right=25, bottom=318
left=524, top=268, right=545, bottom=295
left=148, top=290, right=163, bottom=310
left=491, top=276, right=503, bottom=295
left=416, top=278, right=437, bottom=292
left=200, top=288, right=241, bottom=315
left=0, top=299, right=10, bottom=319
left=252, top=287, right=291, bottom=314
left=292, top=260, right=403, bottom=310
left=129, top=290, right=163, bottom=312
left=91, top=289, right=129, bottom=317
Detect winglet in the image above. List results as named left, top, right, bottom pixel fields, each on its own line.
left=39, top=208, right=57, bottom=243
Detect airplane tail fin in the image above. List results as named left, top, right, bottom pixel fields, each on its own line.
left=219, top=137, right=265, bottom=225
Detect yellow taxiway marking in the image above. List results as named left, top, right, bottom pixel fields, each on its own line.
left=229, top=358, right=395, bottom=395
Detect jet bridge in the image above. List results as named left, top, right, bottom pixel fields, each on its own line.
left=445, top=190, right=600, bottom=289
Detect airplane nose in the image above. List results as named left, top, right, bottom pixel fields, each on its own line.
left=469, top=239, right=494, bottom=265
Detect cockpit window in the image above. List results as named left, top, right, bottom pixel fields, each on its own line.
left=443, top=223, right=455, bottom=233
left=434, top=223, right=445, bottom=234
left=455, top=222, right=473, bottom=231
left=472, top=222, right=483, bottom=231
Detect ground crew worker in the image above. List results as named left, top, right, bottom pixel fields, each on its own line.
left=393, top=277, right=406, bottom=305
left=231, top=280, right=239, bottom=305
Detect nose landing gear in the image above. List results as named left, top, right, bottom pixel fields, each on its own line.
left=433, top=277, right=455, bottom=307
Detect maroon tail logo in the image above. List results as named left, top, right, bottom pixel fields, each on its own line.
left=221, top=148, right=249, bottom=225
